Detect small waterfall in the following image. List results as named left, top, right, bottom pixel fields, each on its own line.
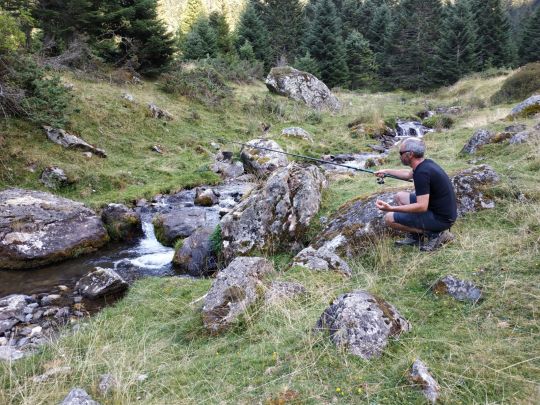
left=396, top=120, right=432, bottom=139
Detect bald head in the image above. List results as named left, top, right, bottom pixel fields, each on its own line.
left=402, top=138, right=426, bottom=158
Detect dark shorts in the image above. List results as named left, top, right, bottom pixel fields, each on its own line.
left=394, top=193, right=453, bottom=232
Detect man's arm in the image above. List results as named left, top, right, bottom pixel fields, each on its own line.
left=374, top=168, right=413, bottom=180
left=376, top=194, right=429, bottom=213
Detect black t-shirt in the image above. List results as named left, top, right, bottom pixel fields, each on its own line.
left=413, top=159, right=457, bottom=224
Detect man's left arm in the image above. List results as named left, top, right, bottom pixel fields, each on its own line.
left=376, top=194, right=429, bottom=213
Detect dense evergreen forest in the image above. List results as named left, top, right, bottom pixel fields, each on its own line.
left=1, top=0, right=539, bottom=95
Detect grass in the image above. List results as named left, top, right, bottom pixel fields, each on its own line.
left=1, top=69, right=540, bottom=403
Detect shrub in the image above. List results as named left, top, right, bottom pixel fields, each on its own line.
left=305, top=110, right=323, bottom=124
left=0, top=12, right=24, bottom=54
left=200, top=56, right=264, bottom=83
left=422, top=114, right=454, bottom=130
left=491, top=62, right=540, bottom=104
left=159, top=63, right=232, bottom=105
left=0, top=54, right=72, bottom=127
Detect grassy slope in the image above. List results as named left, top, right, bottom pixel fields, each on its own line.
left=1, top=71, right=539, bottom=404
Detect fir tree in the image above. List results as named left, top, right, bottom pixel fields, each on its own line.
left=293, top=51, right=321, bottom=77
left=180, top=0, right=204, bottom=35
left=183, top=17, right=217, bottom=60
left=518, top=5, right=540, bottom=65
left=345, top=30, right=377, bottom=89
left=238, top=40, right=256, bottom=61
left=432, top=0, right=478, bottom=85
left=235, top=2, right=269, bottom=65
left=208, top=11, right=233, bottom=56
left=305, top=0, right=349, bottom=87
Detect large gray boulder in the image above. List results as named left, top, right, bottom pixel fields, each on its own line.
left=316, top=290, right=411, bottom=359
left=202, top=257, right=273, bottom=334
left=451, top=164, right=500, bottom=217
left=265, top=66, right=341, bottom=111
left=44, top=126, right=107, bottom=158
left=101, top=203, right=141, bottom=241
left=153, top=206, right=220, bottom=246
left=510, top=95, right=540, bottom=117
left=173, top=226, right=218, bottom=277
left=240, top=139, right=289, bottom=177
left=0, top=189, right=108, bottom=269
left=75, top=267, right=128, bottom=299
left=460, top=129, right=495, bottom=154
left=220, top=163, right=327, bottom=261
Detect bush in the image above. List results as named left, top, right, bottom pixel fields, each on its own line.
left=491, top=62, right=540, bottom=104
left=422, top=114, right=454, bottom=130
left=0, top=12, right=24, bottom=53
left=200, top=56, right=264, bottom=83
left=159, top=63, right=232, bottom=106
left=0, top=54, right=72, bottom=127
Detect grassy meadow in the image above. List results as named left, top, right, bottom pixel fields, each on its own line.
left=0, top=69, right=539, bottom=404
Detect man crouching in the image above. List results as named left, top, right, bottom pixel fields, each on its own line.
left=374, top=138, right=457, bottom=252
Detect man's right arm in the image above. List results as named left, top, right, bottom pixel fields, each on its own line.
left=374, top=169, right=413, bottom=180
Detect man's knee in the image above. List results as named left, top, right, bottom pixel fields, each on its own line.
left=395, top=192, right=411, bottom=206
left=384, top=212, right=395, bottom=226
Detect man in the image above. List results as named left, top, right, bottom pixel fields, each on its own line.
left=374, top=138, right=457, bottom=252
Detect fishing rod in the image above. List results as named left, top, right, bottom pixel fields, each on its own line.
left=223, top=140, right=412, bottom=184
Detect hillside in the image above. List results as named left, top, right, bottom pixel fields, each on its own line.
left=1, top=69, right=539, bottom=404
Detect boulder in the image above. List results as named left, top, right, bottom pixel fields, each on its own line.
left=510, top=95, right=540, bottom=117
left=44, top=126, right=107, bottom=158
left=211, top=151, right=245, bottom=180
left=153, top=207, right=220, bottom=246
left=409, top=359, right=440, bottom=404
left=451, top=165, right=500, bottom=216
left=148, top=103, right=173, bottom=120
left=173, top=226, right=218, bottom=277
left=40, top=167, right=70, bottom=189
left=432, top=275, right=482, bottom=303
left=60, top=388, right=101, bottom=405
left=194, top=188, right=219, bottom=207
left=460, top=129, right=495, bottom=154
left=0, top=189, right=108, bottom=269
left=202, top=257, right=273, bottom=333
left=101, top=203, right=142, bottom=241
left=220, top=163, right=327, bottom=261
left=281, top=127, right=314, bottom=143
left=75, top=267, right=128, bottom=299
left=504, top=124, right=527, bottom=133
left=0, top=295, right=29, bottom=321
left=292, top=235, right=352, bottom=277
left=316, top=290, right=410, bottom=359
left=510, top=128, right=539, bottom=144
left=240, top=139, right=289, bottom=177
left=265, top=66, right=341, bottom=111
left=264, top=281, right=306, bottom=304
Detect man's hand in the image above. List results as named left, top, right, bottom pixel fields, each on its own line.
left=374, top=169, right=388, bottom=178
left=375, top=199, right=393, bottom=211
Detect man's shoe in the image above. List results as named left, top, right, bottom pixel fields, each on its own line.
left=420, top=230, right=455, bottom=252
left=395, top=233, right=422, bottom=247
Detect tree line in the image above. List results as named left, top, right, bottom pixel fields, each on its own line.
left=1, top=0, right=539, bottom=90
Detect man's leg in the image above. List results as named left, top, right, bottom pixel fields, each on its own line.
left=384, top=212, right=424, bottom=234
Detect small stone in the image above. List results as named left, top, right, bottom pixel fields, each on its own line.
left=0, top=319, right=18, bottom=335
left=136, top=374, right=148, bottom=382
left=98, top=373, right=116, bottom=395
left=432, top=275, right=482, bottom=303
left=23, top=306, right=35, bottom=314
left=30, top=326, right=42, bottom=337
left=0, top=346, right=25, bottom=361
left=27, top=303, right=39, bottom=309
left=0, top=337, right=7, bottom=346
left=59, top=388, right=100, bottom=405
left=409, top=359, right=440, bottom=404
left=82, top=152, right=93, bottom=158
left=33, top=310, right=44, bottom=321
left=17, top=337, right=29, bottom=347
left=25, top=313, right=33, bottom=322
left=55, top=307, right=71, bottom=319
left=41, top=294, right=62, bottom=306
left=58, top=285, right=69, bottom=292
left=73, top=296, right=83, bottom=303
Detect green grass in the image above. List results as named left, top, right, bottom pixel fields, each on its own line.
left=1, top=69, right=539, bottom=404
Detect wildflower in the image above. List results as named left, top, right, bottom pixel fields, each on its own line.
left=335, top=387, right=341, bottom=393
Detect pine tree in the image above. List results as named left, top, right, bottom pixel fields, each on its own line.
left=345, top=30, right=377, bottom=89
left=305, top=0, right=349, bottom=87
left=293, top=51, right=321, bottom=77
left=183, top=17, right=217, bottom=60
left=238, top=40, right=256, bottom=61
left=470, top=0, right=513, bottom=69
left=366, top=1, right=392, bottom=54
left=518, top=5, right=540, bottom=65
left=208, top=11, right=233, bottom=56
left=180, top=0, right=204, bottom=35
left=432, top=0, right=478, bottom=85
left=235, top=2, right=269, bottom=65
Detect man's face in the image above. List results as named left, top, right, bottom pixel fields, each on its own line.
left=399, top=148, right=412, bottom=166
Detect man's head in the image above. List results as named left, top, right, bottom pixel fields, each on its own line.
left=399, top=138, right=425, bottom=166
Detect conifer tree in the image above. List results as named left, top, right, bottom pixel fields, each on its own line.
left=235, top=2, right=269, bottom=65
left=518, top=5, right=540, bottom=65
left=238, top=40, right=256, bottom=61
left=180, top=0, right=204, bottom=35
left=305, top=0, right=349, bottom=87
left=345, top=30, right=377, bottom=89
left=208, top=11, right=233, bottom=56
left=293, top=51, right=321, bottom=77
left=367, top=1, right=392, bottom=55
left=432, top=0, right=478, bottom=85
left=182, top=16, right=217, bottom=60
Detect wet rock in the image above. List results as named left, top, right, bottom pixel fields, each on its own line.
left=60, top=388, right=100, bottom=405
left=153, top=207, right=220, bottom=246
left=0, top=294, right=29, bottom=321
left=265, top=66, right=341, bottom=111
left=194, top=188, right=219, bottom=207
left=148, top=103, right=173, bottom=120
left=40, top=167, right=70, bottom=189
left=264, top=281, right=306, bottom=304
left=75, top=267, right=128, bottom=299
left=409, top=359, right=440, bottom=404
left=510, top=95, right=540, bottom=117
left=432, top=275, right=482, bottom=303
left=292, top=238, right=352, bottom=277
left=451, top=165, right=500, bottom=216
left=101, top=203, right=142, bottom=241
left=221, top=163, right=327, bottom=261
left=44, top=126, right=107, bottom=158
left=41, top=294, right=62, bottom=306
left=202, top=257, right=273, bottom=334
left=98, top=373, right=117, bottom=395
left=396, top=120, right=432, bottom=138
left=0, top=346, right=25, bottom=361
left=316, top=290, right=410, bottom=359
left=0, top=189, right=108, bottom=269
left=211, top=151, right=245, bottom=179
left=173, top=226, right=218, bottom=277
left=281, top=127, right=314, bottom=142
left=460, top=129, right=495, bottom=154
left=240, top=139, right=289, bottom=177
